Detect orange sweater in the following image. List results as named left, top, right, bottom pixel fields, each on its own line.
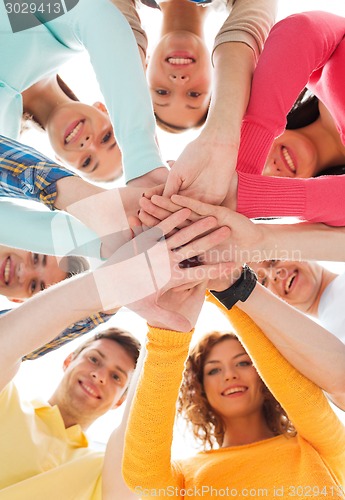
left=123, top=298, right=345, bottom=499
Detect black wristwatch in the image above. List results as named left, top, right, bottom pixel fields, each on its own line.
left=211, top=264, right=257, bottom=310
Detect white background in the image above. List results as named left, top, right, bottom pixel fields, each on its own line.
left=2, top=0, right=345, bottom=456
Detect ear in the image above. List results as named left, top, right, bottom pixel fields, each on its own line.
left=63, top=352, right=75, bottom=372
left=93, top=101, right=108, bottom=114
left=9, top=298, right=24, bottom=304
left=112, top=392, right=127, bottom=410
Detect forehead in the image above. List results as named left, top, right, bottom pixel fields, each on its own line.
left=205, top=338, right=245, bottom=362
left=82, top=339, right=135, bottom=370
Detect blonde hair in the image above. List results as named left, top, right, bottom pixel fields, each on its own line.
left=178, top=331, right=296, bottom=450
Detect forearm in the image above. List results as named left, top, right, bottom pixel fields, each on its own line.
left=123, top=327, right=190, bottom=491
left=206, top=42, right=255, bottom=147
left=236, top=171, right=345, bottom=226
left=0, top=199, right=101, bottom=258
left=237, top=12, right=345, bottom=175
left=253, top=222, right=345, bottom=263
left=0, top=272, right=104, bottom=388
left=238, top=285, right=345, bottom=395
left=75, top=0, right=164, bottom=181
left=23, top=311, right=115, bottom=360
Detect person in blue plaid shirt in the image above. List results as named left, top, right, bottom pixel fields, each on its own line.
left=0, top=134, right=155, bottom=359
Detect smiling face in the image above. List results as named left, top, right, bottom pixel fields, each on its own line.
left=56, top=338, right=135, bottom=427
left=250, top=260, right=324, bottom=313
left=0, top=246, right=67, bottom=300
left=46, top=102, right=123, bottom=182
left=147, top=32, right=212, bottom=129
left=263, top=129, right=318, bottom=178
left=203, top=338, right=264, bottom=421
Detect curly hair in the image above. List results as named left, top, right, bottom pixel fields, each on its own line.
left=178, top=331, right=295, bottom=450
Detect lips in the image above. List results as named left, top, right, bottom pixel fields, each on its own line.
left=78, top=380, right=101, bottom=399
left=166, top=52, right=195, bottom=67
left=283, top=270, right=298, bottom=295
left=281, top=146, right=297, bottom=175
left=1, top=256, right=12, bottom=285
left=222, top=386, right=247, bottom=397
left=64, top=120, right=84, bottom=145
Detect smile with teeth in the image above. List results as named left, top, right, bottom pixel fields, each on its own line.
left=65, top=121, right=84, bottom=144
left=79, top=380, right=100, bottom=399
left=285, top=272, right=297, bottom=294
left=282, top=146, right=296, bottom=173
left=166, top=57, right=195, bottom=65
left=3, top=257, right=10, bottom=285
left=222, top=387, right=247, bottom=396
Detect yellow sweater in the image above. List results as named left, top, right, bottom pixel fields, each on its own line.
left=123, top=297, right=345, bottom=499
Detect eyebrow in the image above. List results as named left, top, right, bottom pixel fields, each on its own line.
left=205, top=352, right=248, bottom=365
left=89, top=141, right=117, bottom=173
left=154, top=102, right=201, bottom=110
left=92, top=348, right=128, bottom=379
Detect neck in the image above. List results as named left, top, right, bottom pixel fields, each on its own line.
left=160, top=0, right=207, bottom=37
left=22, top=76, right=71, bottom=129
left=48, top=393, right=92, bottom=431
left=307, top=268, right=338, bottom=317
left=221, top=412, right=275, bottom=447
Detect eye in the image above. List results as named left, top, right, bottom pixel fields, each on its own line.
left=89, top=355, right=99, bottom=364
left=156, top=89, right=169, bottom=96
left=207, top=367, right=220, bottom=376
left=81, top=156, right=91, bottom=168
left=29, top=280, right=37, bottom=295
left=32, top=253, right=39, bottom=265
left=112, top=373, right=121, bottom=382
left=237, top=361, right=252, bottom=367
left=188, top=91, right=201, bottom=98
left=101, top=132, right=112, bottom=143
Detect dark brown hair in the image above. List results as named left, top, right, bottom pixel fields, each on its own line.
left=73, top=327, right=141, bottom=366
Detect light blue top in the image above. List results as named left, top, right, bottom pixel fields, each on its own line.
left=0, top=199, right=102, bottom=258
left=0, top=0, right=163, bottom=182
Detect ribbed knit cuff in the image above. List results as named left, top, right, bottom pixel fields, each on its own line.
left=237, top=172, right=307, bottom=219
left=236, top=120, right=275, bottom=174
left=147, top=325, right=194, bottom=349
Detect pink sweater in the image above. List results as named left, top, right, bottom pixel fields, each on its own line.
left=235, top=12, right=345, bottom=226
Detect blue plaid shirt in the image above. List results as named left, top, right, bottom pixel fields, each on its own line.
left=0, top=134, right=74, bottom=209
left=0, top=135, right=116, bottom=358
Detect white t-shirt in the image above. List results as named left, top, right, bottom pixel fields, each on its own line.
left=318, top=273, right=345, bottom=343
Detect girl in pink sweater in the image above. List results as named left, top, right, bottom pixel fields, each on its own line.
left=234, top=11, right=345, bottom=226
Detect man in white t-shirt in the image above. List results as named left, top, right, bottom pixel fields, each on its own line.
left=250, top=260, right=344, bottom=342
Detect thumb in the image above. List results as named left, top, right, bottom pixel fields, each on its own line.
left=163, top=171, right=183, bottom=198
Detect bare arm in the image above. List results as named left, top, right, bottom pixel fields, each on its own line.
left=170, top=195, right=345, bottom=263
left=238, top=285, right=345, bottom=400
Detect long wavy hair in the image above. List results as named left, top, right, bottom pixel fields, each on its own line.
left=178, top=331, right=296, bottom=450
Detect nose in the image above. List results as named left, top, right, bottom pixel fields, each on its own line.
left=16, top=262, right=36, bottom=286
left=91, top=369, right=106, bottom=384
left=79, top=135, right=92, bottom=149
left=263, top=159, right=281, bottom=177
left=225, top=368, right=238, bottom=381
left=168, top=73, right=189, bottom=84
left=266, top=267, right=282, bottom=284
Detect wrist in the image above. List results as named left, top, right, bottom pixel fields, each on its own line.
left=211, top=264, right=257, bottom=310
